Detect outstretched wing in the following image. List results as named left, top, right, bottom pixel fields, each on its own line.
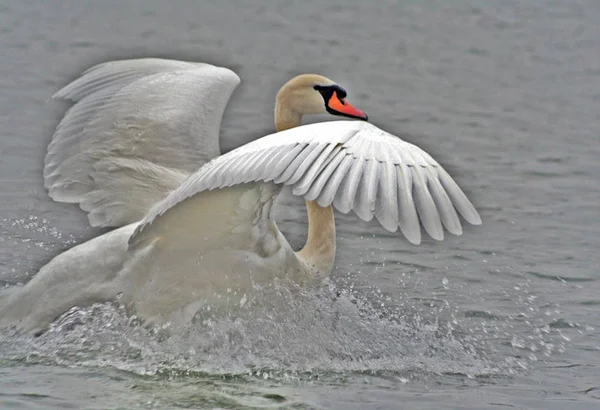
left=44, top=58, right=241, bottom=227
left=131, top=121, right=481, bottom=246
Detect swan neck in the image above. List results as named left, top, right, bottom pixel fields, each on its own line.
left=297, top=200, right=336, bottom=275
left=274, top=107, right=302, bottom=132
left=274, top=90, right=303, bottom=131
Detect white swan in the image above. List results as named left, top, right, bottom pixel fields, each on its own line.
left=0, top=58, right=481, bottom=334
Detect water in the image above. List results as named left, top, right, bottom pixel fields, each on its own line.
left=1, top=0, right=599, bottom=408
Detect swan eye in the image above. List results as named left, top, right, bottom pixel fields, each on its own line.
left=314, top=84, right=347, bottom=100
left=313, top=84, right=366, bottom=120
left=335, top=87, right=347, bottom=99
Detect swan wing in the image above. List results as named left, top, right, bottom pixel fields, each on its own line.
left=45, top=58, right=241, bottom=227
left=130, top=120, right=481, bottom=246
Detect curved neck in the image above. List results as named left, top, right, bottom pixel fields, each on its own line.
left=274, top=102, right=302, bottom=132
left=274, top=96, right=337, bottom=276
left=296, top=201, right=337, bottom=276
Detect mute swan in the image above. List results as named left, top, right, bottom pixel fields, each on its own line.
left=0, top=58, right=481, bottom=334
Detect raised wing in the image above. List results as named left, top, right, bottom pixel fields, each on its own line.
left=44, top=58, right=241, bottom=227
left=131, top=121, right=481, bottom=246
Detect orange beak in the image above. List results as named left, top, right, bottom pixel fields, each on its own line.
left=327, top=91, right=368, bottom=120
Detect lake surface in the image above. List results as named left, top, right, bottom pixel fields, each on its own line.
left=1, top=0, right=599, bottom=408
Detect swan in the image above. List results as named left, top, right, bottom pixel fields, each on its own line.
left=0, top=58, right=481, bottom=334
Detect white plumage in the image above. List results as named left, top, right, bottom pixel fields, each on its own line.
left=44, top=58, right=240, bottom=226
left=133, top=120, right=480, bottom=247
left=0, top=58, right=481, bottom=334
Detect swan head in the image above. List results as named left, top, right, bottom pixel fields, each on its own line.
left=275, top=74, right=368, bottom=126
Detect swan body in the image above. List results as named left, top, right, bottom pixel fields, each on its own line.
left=0, top=58, right=481, bottom=334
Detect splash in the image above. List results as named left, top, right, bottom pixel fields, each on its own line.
left=1, top=280, right=516, bottom=383
left=0, top=215, right=78, bottom=285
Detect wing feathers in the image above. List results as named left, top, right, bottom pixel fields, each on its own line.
left=54, top=58, right=202, bottom=101
left=45, top=58, right=240, bottom=227
left=333, top=157, right=365, bottom=213
left=316, top=154, right=354, bottom=207
left=411, top=165, right=444, bottom=241
left=353, top=159, right=379, bottom=221
left=302, top=148, right=346, bottom=200
left=292, top=143, right=342, bottom=196
left=268, top=143, right=306, bottom=182
left=436, top=167, right=482, bottom=225
left=426, top=168, right=462, bottom=235
left=396, top=163, right=421, bottom=244
left=287, top=142, right=330, bottom=185
left=375, top=158, right=399, bottom=232
left=132, top=121, right=481, bottom=245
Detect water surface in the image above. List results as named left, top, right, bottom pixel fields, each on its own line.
left=1, top=0, right=599, bottom=408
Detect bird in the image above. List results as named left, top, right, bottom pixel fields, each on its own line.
left=0, top=58, right=481, bottom=334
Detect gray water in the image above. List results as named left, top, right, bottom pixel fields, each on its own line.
left=1, top=0, right=599, bottom=408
